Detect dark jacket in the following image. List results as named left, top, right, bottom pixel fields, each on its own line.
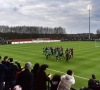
left=16, top=69, right=33, bottom=90
left=31, top=68, right=39, bottom=89
left=34, top=70, right=50, bottom=90
left=5, top=63, right=19, bottom=81
left=31, top=69, right=39, bottom=82
left=0, top=63, right=8, bottom=83
left=50, top=74, right=61, bottom=90
left=50, top=80, right=60, bottom=90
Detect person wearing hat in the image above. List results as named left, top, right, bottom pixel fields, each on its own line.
left=16, top=62, right=33, bottom=90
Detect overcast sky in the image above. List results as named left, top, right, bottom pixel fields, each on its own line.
left=0, top=0, right=100, bottom=34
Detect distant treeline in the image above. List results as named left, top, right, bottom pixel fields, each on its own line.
left=0, top=25, right=99, bottom=40
left=0, top=25, right=66, bottom=34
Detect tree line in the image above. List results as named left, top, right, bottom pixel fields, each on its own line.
left=0, top=25, right=66, bottom=34
left=0, top=25, right=67, bottom=39
left=0, top=25, right=100, bottom=40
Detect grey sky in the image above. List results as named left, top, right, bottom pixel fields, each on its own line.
left=0, top=0, right=100, bottom=34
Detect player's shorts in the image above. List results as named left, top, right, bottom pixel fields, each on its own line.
left=59, top=53, right=63, bottom=57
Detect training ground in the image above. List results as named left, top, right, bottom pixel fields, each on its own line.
left=0, top=41, right=100, bottom=89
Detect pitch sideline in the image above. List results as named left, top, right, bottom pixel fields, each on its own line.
left=17, top=60, right=89, bottom=80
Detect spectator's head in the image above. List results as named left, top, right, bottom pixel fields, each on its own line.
left=25, top=62, right=32, bottom=69
left=8, top=58, right=13, bottom=62
left=52, top=74, right=61, bottom=81
left=33, top=63, right=40, bottom=70
left=67, top=70, right=73, bottom=76
left=3, top=56, right=8, bottom=61
left=40, top=64, right=48, bottom=71
left=92, top=74, right=96, bottom=79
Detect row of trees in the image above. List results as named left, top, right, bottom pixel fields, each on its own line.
left=0, top=25, right=66, bottom=34
left=0, top=25, right=100, bottom=40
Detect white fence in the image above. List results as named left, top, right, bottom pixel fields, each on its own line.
left=12, top=40, right=60, bottom=44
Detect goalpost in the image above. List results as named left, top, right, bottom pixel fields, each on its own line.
left=95, top=39, right=100, bottom=47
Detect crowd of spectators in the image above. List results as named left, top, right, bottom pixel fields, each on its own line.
left=0, top=56, right=76, bottom=90
left=2, top=55, right=100, bottom=90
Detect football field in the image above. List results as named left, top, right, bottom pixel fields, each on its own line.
left=0, top=41, right=100, bottom=89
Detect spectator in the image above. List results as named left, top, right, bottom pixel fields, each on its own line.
left=50, top=74, right=61, bottom=90
left=34, top=64, right=50, bottom=90
left=0, top=59, right=8, bottom=90
left=88, top=78, right=96, bottom=89
left=31, top=63, right=40, bottom=89
left=16, top=62, right=33, bottom=90
left=15, top=61, right=22, bottom=78
left=5, top=58, right=19, bottom=90
left=88, top=75, right=100, bottom=90
left=1, top=56, right=8, bottom=66
left=3, top=56, right=8, bottom=61
left=57, top=70, right=75, bottom=90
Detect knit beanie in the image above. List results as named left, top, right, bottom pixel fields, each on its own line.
left=25, top=62, right=32, bottom=69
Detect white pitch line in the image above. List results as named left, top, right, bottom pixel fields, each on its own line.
left=47, top=68, right=89, bottom=80
left=16, top=60, right=89, bottom=80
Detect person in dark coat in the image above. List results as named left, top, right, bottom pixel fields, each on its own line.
left=16, top=62, right=33, bottom=90
left=0, top=60, right=8, bottom=90
left=31, top=63, right=40, bottom=89
left=50, top=74, right=61, bottom=90
left=5, top=58, right=19, bottom=90
left=34, top=64, right=50, bottom=90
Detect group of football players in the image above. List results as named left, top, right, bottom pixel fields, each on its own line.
left=43, top=46, right=73, bottom=61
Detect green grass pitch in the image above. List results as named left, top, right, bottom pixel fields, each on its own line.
left=0, top=41, right=100, bottom=89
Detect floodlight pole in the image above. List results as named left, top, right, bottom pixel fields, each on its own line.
left=88, top=5, right=91, bottom=40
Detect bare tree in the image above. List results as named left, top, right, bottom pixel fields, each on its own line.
left=96, top=29, right=100, bottom=38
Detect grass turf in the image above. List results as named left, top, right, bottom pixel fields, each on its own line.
left=0, top=41, right=100, bottom=89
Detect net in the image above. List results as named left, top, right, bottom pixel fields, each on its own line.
left=95, top=39, right=100, bottom=47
